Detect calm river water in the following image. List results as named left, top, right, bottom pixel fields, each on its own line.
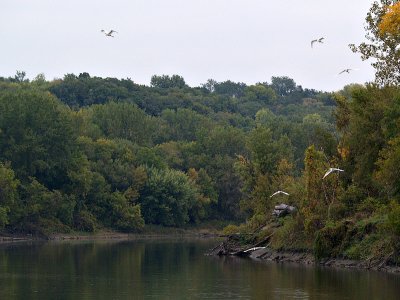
left=0, top=238, right=399, bottom=299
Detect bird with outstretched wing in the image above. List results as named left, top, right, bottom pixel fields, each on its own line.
left=101, top=29, right=118, bottom=37
left=270, top=191, right=290, bottom=198
left=311, top=37, right=324, bottom=48
left=323, top=168, right=344, bottom=179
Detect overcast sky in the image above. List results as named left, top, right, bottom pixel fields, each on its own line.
left=1, top=0, right=375, bottom=91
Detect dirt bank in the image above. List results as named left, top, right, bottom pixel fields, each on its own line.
left=251, top=247, right=400, bottom=274
left=207, top=236, right=400, bottom=274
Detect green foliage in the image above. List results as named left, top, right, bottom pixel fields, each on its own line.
left=49, top=73, right=140, bottom=108
left=344, top=234, right=381, bottom=260
left=255, top=108, right=276, bottom=128
left=375, top=136, right=400, bottom=197
left=139, top=168, right=197, bottom=227
left=222, top=224, right=241, bottom=235
left=247, top=126, right=294, bottom=175
left=271, top=216, right=309, bottom=250
left=304, top=146, right=326, bottom=204
left=383, top=200, right=400, bottom=236
left=0, top=163, right=19, bottom=228
left=73, top=210, right=98, bottom=232
left=270, top=76, right=298, bottom=96
left=0, top=207, right=10, bottom=229
left=244, top=84, right=277, bottom=104
left=0, top=88, right=78, bottom=189
left=338, top=184, right=366, bottom=211
left=161, top=108, right=212, bottom=141
left=150, top=74, right=187, bottom=89
left=314, top=222, right=348, bottom=259
left=108, top=192, right=144, bottom=232
left=187, top=168, right=218, bottom=223
left=85, top=102, right=159, bottom=146
left=213, top=80, right=246, bottom=97
left=336, top=85, right=400, bottom=193
left=0, top=73, right=343, bottom=236
left=14, top=178, right=75, bottom=232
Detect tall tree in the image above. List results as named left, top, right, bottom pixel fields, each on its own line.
left=150, top=75, right=187, bottom=89
left=270, top=76, right=297, bottom=96
left=349, top=0, right=400, bottom=85
left=0, top=89, right=78, bottom=189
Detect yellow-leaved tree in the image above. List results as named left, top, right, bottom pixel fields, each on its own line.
left=350, top=0, right=400, bottom=85
left=379, top=2, right=400, bottom=37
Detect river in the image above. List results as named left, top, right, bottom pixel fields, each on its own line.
left=0, top=238, right=398, bottom=299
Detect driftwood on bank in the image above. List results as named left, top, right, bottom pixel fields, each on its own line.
left=207, top=233, right=273, bottom=257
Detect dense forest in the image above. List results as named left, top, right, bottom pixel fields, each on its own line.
left=1, top=0, right=400, bottom=263
left=0, top=72, right=336, bottom=233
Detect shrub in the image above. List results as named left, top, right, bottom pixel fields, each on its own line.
left=314, top=222, right=348, bottom=259
left=386, top=200, right=400, bottom=236
left=74, top=210, right=98, bottom=232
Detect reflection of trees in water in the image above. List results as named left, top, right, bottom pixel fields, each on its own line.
left=0, top=241, right=399, bottom=299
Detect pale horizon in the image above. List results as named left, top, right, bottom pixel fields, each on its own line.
left=1, top=0, right=375, bottom=92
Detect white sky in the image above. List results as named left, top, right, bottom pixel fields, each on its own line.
left=1, top=0, right=375, bottom=91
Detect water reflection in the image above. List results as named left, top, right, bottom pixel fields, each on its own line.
left=0, top=239, right=399, bottom=299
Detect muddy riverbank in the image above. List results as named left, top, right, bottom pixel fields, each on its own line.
left=208, top=235, right=400, bottom=274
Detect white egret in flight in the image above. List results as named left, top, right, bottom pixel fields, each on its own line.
left=270, top=191, right=290, bottom=198
left=323, top=168, right=344, bottom=179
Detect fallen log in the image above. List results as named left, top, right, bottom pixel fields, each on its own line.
left=207, top=233, right=274, bottom=257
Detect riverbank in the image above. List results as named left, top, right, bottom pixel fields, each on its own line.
left=250, top=247, right=400, bottom=274
left=207, top=236, right=400, bottom=274
left=0, top=225, right=223, bottom=244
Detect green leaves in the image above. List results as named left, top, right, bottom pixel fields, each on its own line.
left=247, top=126, right=294, bottom=175
left=375, top=137, right=400, bottom=197
left=0, top=88, right=77, bottom=189
left=0, top=163, right=19, bottom=229
left=139, top=168, right=196, bottom=226
left=85, top=102, right=159, bottom=146
left=150, top=75, right=187, bottom=89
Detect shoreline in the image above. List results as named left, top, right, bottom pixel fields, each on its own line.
left=207, top=236, right=400, bottom=275
left=255, top=249, right=400, bottom=274
left=0, top=228, right=222, bottom=244
left=249, top=247, right=400, bottom=274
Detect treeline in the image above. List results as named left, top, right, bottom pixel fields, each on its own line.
left=0, top=73, right=336, bottom=234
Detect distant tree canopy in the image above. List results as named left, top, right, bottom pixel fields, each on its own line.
left=270, top=76, right=298, bottom=96
left=150, top=74, right=187, bottom=89
left=214, top=80, right=247, bottom=97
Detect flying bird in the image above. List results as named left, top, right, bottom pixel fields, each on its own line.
left=338, top=68, right=353, bottom=75
left=323, top=168, right=344, bottom=179
left=270, top=191, right=290, bottom=198
left=101, top=29, right=118, bottom=37
left=311, top=37, right=324, bottom=48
